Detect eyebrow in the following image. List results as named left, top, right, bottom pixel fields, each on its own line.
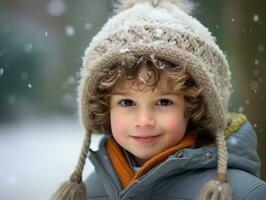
left=111, top=91, right=178, bottom=96
left=111, top=92, right=130, bottom=96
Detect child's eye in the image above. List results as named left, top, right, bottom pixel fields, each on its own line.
left=119, top=99, right=135, bottom=107
left=156, top=99, right=173, bottom=106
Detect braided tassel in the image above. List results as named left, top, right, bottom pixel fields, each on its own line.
left=198, top=130, right=232, bottom=200
left=51, top=177, right=86, bottom=200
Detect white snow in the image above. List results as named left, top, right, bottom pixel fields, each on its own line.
left=27, top=83, right=32, bottom=88
left=0, top=68, right=4, bottom=76
left=24, top=43, right=32, bottom=53
left=85, top=22, right=92, bottom=30
left=0, top=116, right=101, bottom=200
left=238, top=106, right=244, bottom=113
left=254, top=59, right=260, bottom=66
left=155, top=28, right=163, bottom=38
left=253, top=14, right=259, bottom=23
left=62, top=76, right=75, bottom=89
left=47, top=0, right=66, bottom=17
left=228, top=137, right=238, bottom=146
left=65, top=25, right=75, bottom=37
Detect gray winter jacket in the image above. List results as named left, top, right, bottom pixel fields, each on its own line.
left=85, top=121, right=266, bottom=200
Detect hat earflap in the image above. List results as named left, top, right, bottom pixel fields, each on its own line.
left=198, top=130, right=232, bottom=200
left=51, top=130, right=92, bottom=200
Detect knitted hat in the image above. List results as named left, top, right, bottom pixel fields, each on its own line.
left=52, top=1, right=232, bottom=200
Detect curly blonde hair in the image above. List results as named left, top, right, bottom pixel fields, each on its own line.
left=86, top=54, right=214, bottom=146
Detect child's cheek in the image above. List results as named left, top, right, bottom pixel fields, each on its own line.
left=164, top=116, right=187, bottom=136
left=110, top=114, right=127, bottom=138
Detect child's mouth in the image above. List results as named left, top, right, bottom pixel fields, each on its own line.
left=131, top=135, right=160, bottom=144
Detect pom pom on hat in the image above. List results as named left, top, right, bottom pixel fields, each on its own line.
left=113, top=0, right=195, bottom=14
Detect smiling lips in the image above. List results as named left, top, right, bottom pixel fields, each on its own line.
left=131, top=135, right=161, bottom=144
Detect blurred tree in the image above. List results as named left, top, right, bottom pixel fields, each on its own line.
left=0, top=30, right=41, bottom=121
left=221, top=0, right=266, bottom=180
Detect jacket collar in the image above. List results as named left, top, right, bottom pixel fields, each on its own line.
left=106, top=131, right=196, bottom=189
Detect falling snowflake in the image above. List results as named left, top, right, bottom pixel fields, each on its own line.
left=85, top=22, right=92, bottom=30
left=0, top=68, right=3, bottom=77
left=254, top=59, right=260, bottom=66
left=24, top=43, right=32, bottom=53
left=62, top=76, right=75, bottom=89
left=47, top=0, right=66, bottom=16
left=238, top=106, right=244, bottom=113
left=228, top=137, right=238, bottom=145
left=45, top=31, right=48, bottom=37
left=65, top=25, right=75, bottom=37
left=253, top=14, right=259, bottom=23
left=28, top=83, right=32, bottom=88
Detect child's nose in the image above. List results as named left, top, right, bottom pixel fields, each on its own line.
left=135, top=110, right=155, bottom=128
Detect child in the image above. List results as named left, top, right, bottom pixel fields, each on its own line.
left=52, top=0, right=266, bottom=199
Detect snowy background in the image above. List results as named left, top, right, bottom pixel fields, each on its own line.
left=0, top=115, right=102, bottom=200
left=0, top=0, right=265, bottom=199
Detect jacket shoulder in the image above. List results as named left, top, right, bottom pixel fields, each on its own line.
left=228, top=169, right=266, bottom=200
left=85, top=171, right=109, bottom=199
left=151, top=168, right=266, bottom=200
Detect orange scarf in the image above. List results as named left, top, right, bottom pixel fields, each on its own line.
left=107, top=132, right=196, bottom=189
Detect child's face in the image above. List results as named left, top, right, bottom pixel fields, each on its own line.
left=110, top=66, right=188, bottom=166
